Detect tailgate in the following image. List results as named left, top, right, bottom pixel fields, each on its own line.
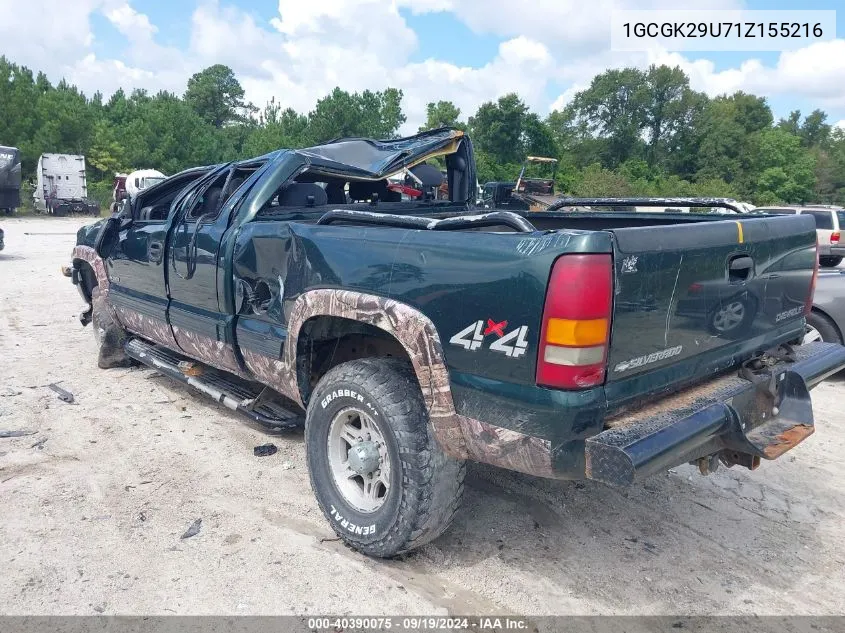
left=606, top=215, right=817, bottom=400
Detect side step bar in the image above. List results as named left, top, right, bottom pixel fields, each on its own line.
left=125, top=338, right=303, bottom=431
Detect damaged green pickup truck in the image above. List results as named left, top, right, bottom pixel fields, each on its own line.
left=66, top=128, right=845, bottom=557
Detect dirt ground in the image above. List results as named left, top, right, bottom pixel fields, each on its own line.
left=1, top=216, right=844, bottom=617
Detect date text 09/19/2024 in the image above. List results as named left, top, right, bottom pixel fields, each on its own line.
left=306, top=617, right=530, bottom=631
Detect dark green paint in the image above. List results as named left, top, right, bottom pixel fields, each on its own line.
left=72, top=134, right=821, bottom=479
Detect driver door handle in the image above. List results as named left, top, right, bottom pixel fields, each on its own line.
left=148, top=241, right=163, bottom=263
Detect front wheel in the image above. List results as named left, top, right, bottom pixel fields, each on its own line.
left=305, top=358, right=465, bottom=557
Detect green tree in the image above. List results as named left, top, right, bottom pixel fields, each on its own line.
left=469, top=93, right=530, bottom=165
left=243, top=99, right=309, bottom=155
left=419, top=100, right=464, bottom=132
left=799, top=109, right=831, bottom=148
left=522, top=113, right=558, bottom=158
left=306, top=87, right=406, bottom=144
left=87, top=120, right=127, bottom=180
left=572, top=163, right=634, bottom=197
left=642, top=65, right=702, bottom=169
left=547, top=105, right=604, bottom=169
left=122, top=90, right=224, bottom=174
left=777, top=110, right=802, bottom=136
left=694, top=92, right=773, bottom=195
left=567, top=68, right=648, bottom=167
left=184, top=64, right=256, bottom=128
left=754, top=128, right=816, bottom=203
left=32, top=80, right=95, bottom=155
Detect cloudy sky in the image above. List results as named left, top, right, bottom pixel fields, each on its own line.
left=1, top=0, right=844, bottom=133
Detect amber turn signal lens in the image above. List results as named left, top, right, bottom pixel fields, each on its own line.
left=545, top=317, right=608, bottom=347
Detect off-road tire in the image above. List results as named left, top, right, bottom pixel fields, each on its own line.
left=807, top=311, right=842, bottom=344
left=305, top=357, right=465, bottom=557
left=91, top=286, right=132, bottom=368
left=820, top=256, right=843, bottom=268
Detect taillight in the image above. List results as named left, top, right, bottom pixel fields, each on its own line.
left=537, top=254, right=613, bottom=389
left=688, top=282, right=703, bottom=294
left=831, top=231, right=840, bottom=244
left=805, top=239, right=819, bottom=316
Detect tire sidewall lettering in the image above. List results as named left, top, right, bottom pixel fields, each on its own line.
left=307, top=382, right=401, bottom=543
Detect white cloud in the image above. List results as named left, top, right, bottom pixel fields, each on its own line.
left=103, top=3, right=158, bottom=40
left=397, top=0, right=743, bottom=57
left=0, top=0, right=99, bottom=71
left=2, top=0, right=844, bottom=134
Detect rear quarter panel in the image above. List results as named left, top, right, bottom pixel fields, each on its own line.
left=232, top=221, right=613, bottom=386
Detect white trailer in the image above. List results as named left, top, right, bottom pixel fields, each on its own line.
left=34, top=153, right=98, bottom=215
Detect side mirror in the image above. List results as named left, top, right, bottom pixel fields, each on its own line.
left=94, top=214, right=123, bottom=259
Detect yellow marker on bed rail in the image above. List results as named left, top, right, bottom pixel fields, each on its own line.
left=735, top=221, right=744, bottom=244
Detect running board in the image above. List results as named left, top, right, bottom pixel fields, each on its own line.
left=124, top=338, right=303, bottom=431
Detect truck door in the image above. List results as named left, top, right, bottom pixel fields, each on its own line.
left=106, top=169, right=210, bottom=348
left=166, top=162, right=264, bottom=375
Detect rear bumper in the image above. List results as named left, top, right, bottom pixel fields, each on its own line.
left=828, top=246, right=845, bottom=257
left=584, top=342, right=845, bottom=486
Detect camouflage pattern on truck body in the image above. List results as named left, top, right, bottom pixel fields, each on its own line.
left=241, top=287, right=558, bottom=475
left=172, top=326, right=247, bottom=378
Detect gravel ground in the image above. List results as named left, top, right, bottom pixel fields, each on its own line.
left=1, top=216, right=844, bottom=617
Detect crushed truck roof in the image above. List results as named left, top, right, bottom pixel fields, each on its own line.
left=295, top=127, right=465, bottom=180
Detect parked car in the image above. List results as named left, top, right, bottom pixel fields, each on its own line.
left=755, top=205, right=845, bottom=267
left=0, top=225, right=4, bottom=251
left=66, top=128, right=845, bottom=557
left=805, top=268, right=845, bottom=345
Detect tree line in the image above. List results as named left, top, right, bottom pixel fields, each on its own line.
left=3, top=56, right=845, bottom=208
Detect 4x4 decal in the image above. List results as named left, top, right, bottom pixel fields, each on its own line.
left=450, top=319, right=529, bottom=358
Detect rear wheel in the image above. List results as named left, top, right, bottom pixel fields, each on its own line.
left=305, top=357, right=465, bottom=557
left=820, top=256, right=842, bottom=268
left=804, top=311, right=842, bottom=345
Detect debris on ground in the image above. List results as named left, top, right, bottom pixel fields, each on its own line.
left=0, top=429, right=36, bottom=438
left=281, top=461, right=294, bottom=470
left=253, top=443, right=278, bottom=457
left=180, top=518, right=202, bottom=539
left=30, top=437, right=47, bottom=450
left=0, top=388, right=22, bottom=397
left=47, top=383, right=75, bottom=404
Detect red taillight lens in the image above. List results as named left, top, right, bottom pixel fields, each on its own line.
left=831, top=231, right=840, bottom=244
left=805, top=240, right=819, bottom=316
left=537, top=254, right=613, bottom=389
left=688, top=282, right=703, bottom=294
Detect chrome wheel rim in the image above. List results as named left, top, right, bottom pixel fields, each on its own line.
left=713, top=301, right=745, bottom=332
left=803, top=324, right=823, bottom=344
left=327, top=407, right=391, bottom=513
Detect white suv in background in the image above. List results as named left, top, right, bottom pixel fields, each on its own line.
left=756, top=205, right=845, bottom=268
